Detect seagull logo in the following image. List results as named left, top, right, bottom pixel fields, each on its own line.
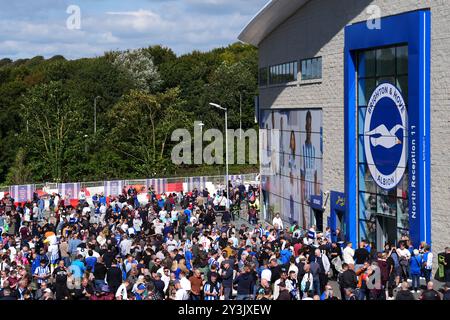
left=366, top=124, right=404, bottom=149
left=363, top=83, right=407, bottom=190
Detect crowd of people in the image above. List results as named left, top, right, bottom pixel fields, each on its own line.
left=0, top=181, right=448, bottom=301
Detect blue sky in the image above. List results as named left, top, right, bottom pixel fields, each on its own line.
left=0, top=0, right=268, bottom=60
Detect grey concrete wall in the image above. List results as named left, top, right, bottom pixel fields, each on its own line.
left=257, top=0, right=449, bottom=255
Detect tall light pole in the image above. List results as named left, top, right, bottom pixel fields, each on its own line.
left=209, top=102, right=229, bottom=210
left=239, top=93, right=242, bottom=140
left=94, top=96, right=101, bottom=134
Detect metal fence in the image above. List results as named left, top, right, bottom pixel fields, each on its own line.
left=0, top=173, right=259, bottom=195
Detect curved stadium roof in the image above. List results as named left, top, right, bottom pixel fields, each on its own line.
left=238, top=0, right=311, bottom=47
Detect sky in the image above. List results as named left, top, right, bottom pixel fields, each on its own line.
left=0, top=0, right=268, bottom=60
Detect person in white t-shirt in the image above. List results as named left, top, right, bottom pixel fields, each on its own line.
left=343, top=242, right=355, bottom=267
left=179, top=271, right=191, bottom=292
left=166, top=234, right=178, bottom=252
left=174, top=280, right=189, bottom=300
left=272, top=213, right=283, bottom=232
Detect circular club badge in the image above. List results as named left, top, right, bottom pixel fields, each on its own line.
left=364, top=83, right=407, bottom=190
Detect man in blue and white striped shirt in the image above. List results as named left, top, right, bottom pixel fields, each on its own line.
left=208, top=251, right=220, bottom=270
left=34, top=259, right=50, bottom=285
left=203, top=273, right=221, bottom=300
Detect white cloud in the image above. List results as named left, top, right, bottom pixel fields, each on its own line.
left=0, top=0, right=268, bottom=60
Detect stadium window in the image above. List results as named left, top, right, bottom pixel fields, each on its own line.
left=267, top=61, right=298, bottom=85
left=301, top=57, right=322, bottom=80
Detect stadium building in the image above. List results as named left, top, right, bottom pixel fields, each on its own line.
left=239, top=0, right=449, bottom=254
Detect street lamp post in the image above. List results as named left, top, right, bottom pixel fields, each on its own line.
left=94, top=96, right=101, bottom=134
left=209, top=102, right=229, bottom=210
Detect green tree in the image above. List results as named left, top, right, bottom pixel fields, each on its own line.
left=21, top=81, right=85, bottom=181
left=107, top=88, right=191, bottom=177
left=5, top=148, right=32, bottom=185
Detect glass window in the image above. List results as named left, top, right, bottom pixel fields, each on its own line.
left=376, top=77, right=395, bottom=86
left=358, top=50, right=376, bottom=78
left=359, top=164, right=378, bottom=194
left=358, top=107, right=366, bottom=136
left=376, top=47, right=396, bottom=77
left=359, top=220, right=376, bottom=244
left=318, top=58, right=322, bottom=78
left=396, top=46, right=408, bottom=75
left=301, top=60, right=307, bottom=79
left=397, top=198, right=409, bottom=229
left=377, top=192, right=397, bottom=217
left=357, top=45, right=409, bottom=251
left=359, top=192, right=377, bottom=220
left=300, top=57, right=322, bottom=81
left=396, top=76, right=408, bottom=105
left=268, top=61, right=298, bottom=85
left=358, top=78, right=376, bottom=107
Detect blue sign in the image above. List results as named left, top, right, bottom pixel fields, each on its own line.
left=309, top=194, right=323, bottom=211
left=330, top=191, right=346, bottom=213
left=364, top=83, right=407, bottom=190
left=344, top=10, right=431, bottom=248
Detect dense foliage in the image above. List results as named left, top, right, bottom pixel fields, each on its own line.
left=0, top=43, right=259, bottom=185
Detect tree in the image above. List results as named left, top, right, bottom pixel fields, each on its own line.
left=112, top=48, right=161, bottom=93
left=107, top=88, right=191, bottom=177
left=5, top=148, right=32, bottom=185
left=20, top=81, right=85, bottom=181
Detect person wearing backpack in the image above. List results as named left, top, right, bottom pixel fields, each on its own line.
left=410, top=249, right=422, bottom=293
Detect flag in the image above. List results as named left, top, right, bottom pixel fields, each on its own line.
left=10, top=185, right=34, bottom=203
left=104, top=180, right=124, bottom=197
left=58, top=183, right=80, bottom=200
left=186, top=176, right=206, bottom=192
left=229, top=175, right=244, bottom=186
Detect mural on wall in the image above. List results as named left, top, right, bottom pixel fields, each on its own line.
left=260, top=109, right=323, bottom=229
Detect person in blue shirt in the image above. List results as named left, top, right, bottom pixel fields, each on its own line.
left=99, top=194, right=106, bottom=206
left=133, top=283, right=146, bottom=300
left=280, top=244, right=293, bottom=266
left=184, top=248, right=193, bottom=271
left=68, top=234, right=82, bottom=259
left=85, top=250, right=97, bottom=272
left=69, top=255, right=86, bottom=282
left=410, top=249, right=422, bottom=292
left=158, top=198, right=165, bottom=210
left=184, top=208, right=192, bottom=223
